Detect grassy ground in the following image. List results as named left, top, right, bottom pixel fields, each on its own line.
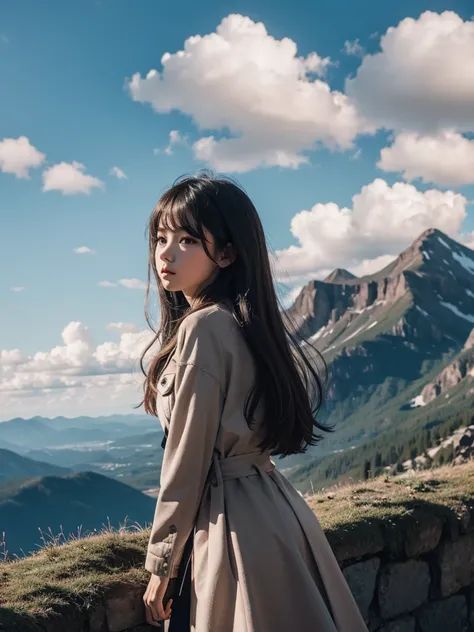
left=308, top=460, right=474, bottom=532
left=1, top=461, right=474, bottom=628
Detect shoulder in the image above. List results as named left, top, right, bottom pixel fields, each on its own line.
left=176, top=303, right=238, bottom=372
left=178, top=303, right=236, bottom=338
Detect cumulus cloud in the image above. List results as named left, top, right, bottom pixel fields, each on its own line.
left=43, top=161, right=104, bottom=195
left=98, top=280, right=117, bottom=287
left=127, top=13, right=370, bottom=172
left=110, top=166, right=127, bottom=179
left=74, top=246, right=95, bottom=254
left=346, top=11, right=474, bottom=133
left=118, top=278, right=147, bottom=290
left=0, top=136, right=46, bottom=178
left=378, top=131, right=474, bottom=187
left=0, top=321, right=156, bottom=418
left=106, top=322, right=137, bottom=333
left=273, top=178, right=468, bottom=284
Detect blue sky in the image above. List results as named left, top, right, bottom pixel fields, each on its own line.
left=1, top=0, right=473, bottom=419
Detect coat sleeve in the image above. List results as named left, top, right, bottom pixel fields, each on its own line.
left=145, top=313, right=227, bottom=577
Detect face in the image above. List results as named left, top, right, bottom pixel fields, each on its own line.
left=155, top=223, right=230, bottom=304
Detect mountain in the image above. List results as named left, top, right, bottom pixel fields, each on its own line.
left=282, top=228, right=474, bottom=487
left=0, top=449, right=71, bottom=483
left=17, top=430, right=164, bottom=491
left=0, top=471, right=156, bottom=558
left=323, top=268, right=358, bottom=283
left=0, top=419, right=57, bottom=449
left=0, top=414, right=158, bottom=450
left=412, top=331, right=474, bottom=407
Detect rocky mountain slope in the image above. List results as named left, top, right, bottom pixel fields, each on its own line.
left=283, top=228, right=474, bottom=485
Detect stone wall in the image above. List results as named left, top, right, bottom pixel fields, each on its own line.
left=328, top=509, right=474, bottom=632
left=46, top=514, right=474, bottom=632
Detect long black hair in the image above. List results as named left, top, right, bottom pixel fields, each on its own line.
left=138, top=170, right=332, bottom=457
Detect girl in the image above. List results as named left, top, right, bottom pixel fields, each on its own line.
left=140, top=172, right=368, bottom=632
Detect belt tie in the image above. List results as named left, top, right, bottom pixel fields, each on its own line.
left=211, top=450, right=275, bottom=487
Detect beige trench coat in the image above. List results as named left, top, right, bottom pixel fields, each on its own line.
left=145, top=303, right=368, bottom=632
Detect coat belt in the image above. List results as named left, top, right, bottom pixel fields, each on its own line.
left=211, top=450, right=275, bottom=486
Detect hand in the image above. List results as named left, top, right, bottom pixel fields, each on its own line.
left=143, top=573, right=173, bottom=627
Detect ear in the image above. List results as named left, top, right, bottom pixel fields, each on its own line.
left=217, top=242, right=236, bottom=268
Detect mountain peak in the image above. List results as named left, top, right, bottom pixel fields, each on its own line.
left=323, top=268, right=358, bottom=284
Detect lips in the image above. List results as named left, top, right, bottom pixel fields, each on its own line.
left=161, top=268, right=175, bottom=274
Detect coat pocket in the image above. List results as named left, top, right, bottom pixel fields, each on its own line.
left=157, top=367, right=176, bottom=419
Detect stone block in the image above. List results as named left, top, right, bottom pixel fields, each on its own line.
left=378, top=560, right=431, bottom=619
left=343, top=557, right=380, bottom=619
left=404, top=515, right=443, bottom=557
left=437, top=533, right=474, bottom=597
left=417, top=595, right=468, bottom=632
left=327, top=522, right=384, bottom=564
left=104, top=582, right=147, bottom=632
left=378, top=616, right=415, bottom=632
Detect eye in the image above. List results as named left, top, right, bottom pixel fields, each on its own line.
left=156, top=235, right=197, bottom=245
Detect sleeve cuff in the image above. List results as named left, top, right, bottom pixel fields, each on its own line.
left=145, top=549, right=180, bottom=578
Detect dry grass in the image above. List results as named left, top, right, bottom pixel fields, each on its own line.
left=0, top=523, right=151, bottom=629
left=1, top=462, right=474, bottom=627
left=306, top=460, right=474, bottom=532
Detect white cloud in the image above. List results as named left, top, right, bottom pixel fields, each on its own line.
left=74, top=246, right=95, bottom=254
left=279, top=285, right=304, bottom=309
left=378, top=131, right=474, bottom=187
left=43, top=161, right=104, bottom=195
left=127, top=13, right=370, bottom=172
left=110, top=166, right=127, bottom=179
left=457, top=230, right=474, bottom=251
left=106, top=322, right=137, bottom=333
left=349, top=254, right=398, bottom=278
left=98, top=280, right=117, bottom=287
left=349, top=148, right=361, bottom=161
left=10, top=286, right=25, bottom=293
left=0, top=321, right=156, bottom=419
left=342, top=39, right=364, bottom=57
left=118, top=278, right=147, bottom=290
left=346, top=11, right=474, bottom=133
left=273, top=178, right=468, bottom=283
left=164, top=130, right=187, bottom=156
left=0, top=136, right=46, bottom=178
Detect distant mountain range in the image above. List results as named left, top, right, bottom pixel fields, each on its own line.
left=0, top=414, right=157, bottom=449
left=0, top=471, right=156, bottom=558
left=0, top=414, right=164, bottom=491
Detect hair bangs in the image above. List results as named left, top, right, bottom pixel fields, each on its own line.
left=153, top=193, right=206, bottom=244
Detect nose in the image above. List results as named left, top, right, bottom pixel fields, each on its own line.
left=159, top=242, right=174, bottom=263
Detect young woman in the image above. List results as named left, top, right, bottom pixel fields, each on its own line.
left=140, top=172, right=368, bottom=631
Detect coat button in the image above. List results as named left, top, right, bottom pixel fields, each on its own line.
left=169, top=524, right=177, bottom=534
